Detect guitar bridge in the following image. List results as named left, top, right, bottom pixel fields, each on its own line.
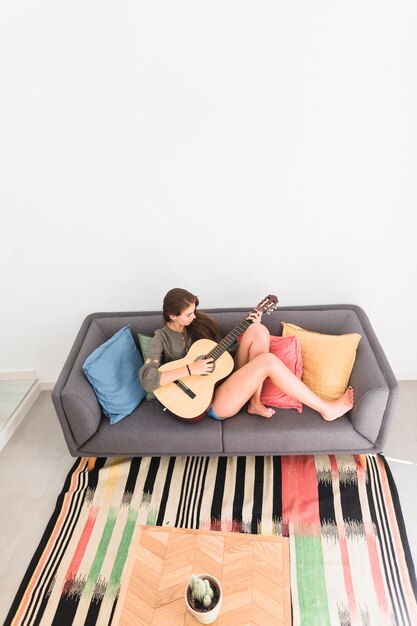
left=174, top=379, right=196, bottom=399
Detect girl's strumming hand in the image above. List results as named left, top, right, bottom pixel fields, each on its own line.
left=189, top=358, right=215, bottom=375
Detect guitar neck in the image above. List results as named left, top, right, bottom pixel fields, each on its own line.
left=206, top=318, right=251, bottom=361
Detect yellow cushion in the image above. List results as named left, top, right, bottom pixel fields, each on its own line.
left=281, top=322, right=361, bottom=401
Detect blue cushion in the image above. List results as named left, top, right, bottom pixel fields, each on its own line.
left=82, top=326, right=146, bottom=424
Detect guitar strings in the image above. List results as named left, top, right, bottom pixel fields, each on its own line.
left=207, top=320, right=251, bottom=361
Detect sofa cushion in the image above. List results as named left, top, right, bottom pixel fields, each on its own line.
left=222, top=408, right=374, bottom=455
left=282, top=321, right=361, bottom=401
left=79, top=400, right=224, bottom=456
left=260, top=335, right=303, bottom=412
left=82, top=326, right=146, bottom=424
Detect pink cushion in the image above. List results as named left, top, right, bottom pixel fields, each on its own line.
left=260, top=336, right=303, bottom=412
left=236, top=333, right=303, bottom=412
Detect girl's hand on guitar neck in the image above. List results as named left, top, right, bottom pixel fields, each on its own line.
left=246, top=310, right=263, bottom=324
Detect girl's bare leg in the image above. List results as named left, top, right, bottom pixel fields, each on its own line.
left=212, top=352, right=354, bottom=420
left=234, top=324, right=274, bottom=417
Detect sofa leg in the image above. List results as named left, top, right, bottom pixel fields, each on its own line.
left=358, top=454, right=367, bottom=469
left=87, top=457, right=96, bottom=472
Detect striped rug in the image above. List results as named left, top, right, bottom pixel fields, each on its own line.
left=4, top=454, right=417, bottom=626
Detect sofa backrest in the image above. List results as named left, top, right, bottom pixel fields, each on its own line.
left=80, top=306, right=366, bottom=347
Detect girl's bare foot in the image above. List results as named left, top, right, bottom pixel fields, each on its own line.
left=320, top=386, right=354, bottom=422
left=248, top=401, right=276, bottom=419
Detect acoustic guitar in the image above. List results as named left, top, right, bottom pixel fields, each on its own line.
left=154, top=295, right=279, bottom=421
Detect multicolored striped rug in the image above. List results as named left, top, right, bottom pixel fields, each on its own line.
left=4, top=454, right=417, bottom=626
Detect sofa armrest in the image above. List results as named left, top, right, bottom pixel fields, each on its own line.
left=52, top=314, right=107, bottom=455
left=349, top=374, right=389, bottom=443
left=347, top=306, right=399, bottom=450
left=61, top=375, right=102, bottom=445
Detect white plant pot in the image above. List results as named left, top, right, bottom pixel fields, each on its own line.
left=185, top=574, right=222, bottom=624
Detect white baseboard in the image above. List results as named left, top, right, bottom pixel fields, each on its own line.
left=0, top=370, right=37, bottom=381
left=40, top=381, right=56, bottom=390
left=0, top=381, right=41, bottom=452
left=396, top=374, right=417, bottom=381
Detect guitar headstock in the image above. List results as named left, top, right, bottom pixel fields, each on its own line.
left=255, top=294, right=279, bottom=315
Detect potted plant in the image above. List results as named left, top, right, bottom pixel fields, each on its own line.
left=185, top=573, right=222, bottom=624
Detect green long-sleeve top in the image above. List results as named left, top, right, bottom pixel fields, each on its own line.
left=139, top=326, right=193, bottom=392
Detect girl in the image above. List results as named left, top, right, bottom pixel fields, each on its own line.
left=139, top=288, right=354, bottom=421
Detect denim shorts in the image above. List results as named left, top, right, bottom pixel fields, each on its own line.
left=206, top=406, right=226, bottom=421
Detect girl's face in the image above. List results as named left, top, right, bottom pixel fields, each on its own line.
left=172, top=303, right=196, bottom=326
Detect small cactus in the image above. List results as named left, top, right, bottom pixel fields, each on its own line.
left=189, top=574, right=214, bottom=608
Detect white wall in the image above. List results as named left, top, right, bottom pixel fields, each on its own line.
left=1, top=1, right=416, bottom=382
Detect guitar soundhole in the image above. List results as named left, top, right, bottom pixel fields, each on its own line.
left=195, top=354, right=216, bottom=375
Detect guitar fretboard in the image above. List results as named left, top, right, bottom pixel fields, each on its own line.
left=206, top=319, right=252, bottom=361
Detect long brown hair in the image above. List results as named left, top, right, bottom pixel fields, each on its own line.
left=162, top=288, right=222, bottom=343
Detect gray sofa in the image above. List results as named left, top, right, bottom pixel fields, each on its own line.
left=52, top=305, right=399, bottom=458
